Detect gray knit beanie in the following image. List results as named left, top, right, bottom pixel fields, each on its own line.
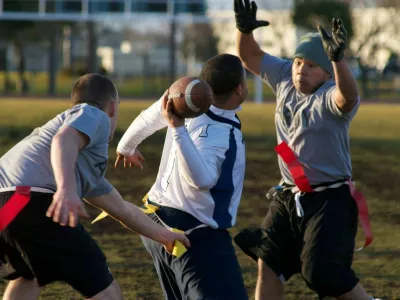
left=294, top=32, right=333, bottom=75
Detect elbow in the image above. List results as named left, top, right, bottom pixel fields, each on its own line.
left=50, top=133, right=68, bottom=157
left=346, top=92, right=360, bottom=107
left=187, top=177, right=218, bottom=191
left=51, top=132, right=63, bottom=147
left=236, top=45, right=251, bottom=65
left=238, top=52, right=254, bottom=67
left=237, top=47, right=263, bottom=63
left=242, top=60, right=255, bottom=73
left=346, top=84, right=360, bottom=102
left=237, top=50, right=247, bottom=63
left=338, top=96, right=359, bottom=113
left=352, top=89, right=360, bottom=101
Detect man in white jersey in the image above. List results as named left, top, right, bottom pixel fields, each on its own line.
left=116, top=54, right=249, bottom=299
left=0, top=74, right=189, bottom=300
left=232, top=0, right=376, bottom=300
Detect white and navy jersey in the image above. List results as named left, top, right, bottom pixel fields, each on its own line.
left=117, top=98, right=245, bottom=229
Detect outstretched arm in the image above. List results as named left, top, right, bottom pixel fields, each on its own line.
left=319, top=18, right=359, bottom=113
left=234, top=0, right=269, bottom=75
left=85, top=188, right=190, bottom=252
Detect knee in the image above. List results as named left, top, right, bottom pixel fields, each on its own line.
left=6, top=277, right=39, bottom=290
left=302, top=263, right=358, bottom=297
left=106, top=280, right=122, bottom=299
left=111, top=280, right=122, bottom=298
left=257, top=259, right=283, bottom=284
left=90, top=280, right=122, bottom=300
left=4, top=278, right=40, bottom=300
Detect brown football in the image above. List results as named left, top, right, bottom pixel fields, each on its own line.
left=168, top=76, right=214, bottom=118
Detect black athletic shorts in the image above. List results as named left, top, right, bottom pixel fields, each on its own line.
left=235, top=183, right=360, bottom=298
left=0, top=191, right=113, bottom=298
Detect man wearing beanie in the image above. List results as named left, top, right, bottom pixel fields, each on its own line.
left=232, top=0, right=376, bottom=299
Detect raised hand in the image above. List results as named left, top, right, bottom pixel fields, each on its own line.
left=234, top=0, right=269, bottom=34
left=318, top=18, right=348, bottom=62
left=161, top=90, right=185, bottom=128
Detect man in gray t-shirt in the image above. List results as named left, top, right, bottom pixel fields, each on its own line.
left=0, top=74, right=189, bottom=300
left=0, top=103, right=113, bottom=200
left=233, top=1, right=375, bottom=300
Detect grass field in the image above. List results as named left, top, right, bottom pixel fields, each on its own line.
left=0, top=72, right=398, bottom=101
left=0, top=72, right=277, bottom=100
left=0, top=99, right=399, bottom=300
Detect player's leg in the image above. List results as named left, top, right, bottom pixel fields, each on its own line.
left=45, top=222, right=120, bottom=299
left=141, top=235, right=183, bottom=300
left=336, top=283, right=371, bottom=300
left=2, top=278, right=41, bottom=300
left=300, top=185, right=369, bottom=300
left=141, top=213, right=183, bottom=300
left=234, top=187, right=301, bottom=300
left=172, top=226, right=248, bottom=300
left=88, top=280, right=122, bottom=300
left=255, top=259, right=284, bottom=300
left=1, top=193, right=41, bottom=300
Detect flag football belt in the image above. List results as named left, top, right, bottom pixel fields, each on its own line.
left=275, top=142, right=373, bottom=251
left=92, top=194, right=205, bottom=257
left=0, top=186, right=54, bottom=231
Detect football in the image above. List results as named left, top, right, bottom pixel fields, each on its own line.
left=168, top=76, right=214, bottom=118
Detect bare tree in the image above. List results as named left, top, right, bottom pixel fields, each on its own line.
left=181, top=23, right=219, bottom=64
left=377, top=0, right=400, bottom=8
left=260, top=11, right=293, bottom=58
left=350, top=7, right=400, bottom=96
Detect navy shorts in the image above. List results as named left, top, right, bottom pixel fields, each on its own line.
left=141, top=202, right=248, bottom=300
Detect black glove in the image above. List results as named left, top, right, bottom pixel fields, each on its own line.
left=234, top=0, right=269, bottom=34
left=318, top=18, right=348, bottom=62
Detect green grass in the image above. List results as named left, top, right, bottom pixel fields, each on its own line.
left=0, top=71, right=398, bottom=101
left=0, top=72, right=277, bottom=100
left=0, top=99, right=399, bottom=299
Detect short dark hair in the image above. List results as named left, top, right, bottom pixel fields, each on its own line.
left=71, top=73, right=118, bottom=111
left=199, top=54, right=244, bottom=103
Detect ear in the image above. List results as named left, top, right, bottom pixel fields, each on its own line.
left=234, top=83, right=243, bottom=96
left=108, top=101, right=115, bottom=117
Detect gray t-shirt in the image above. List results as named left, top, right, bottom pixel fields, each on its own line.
left=0, top=103, right=113, bottom=198
left=260, top=54, right=360, bottom=185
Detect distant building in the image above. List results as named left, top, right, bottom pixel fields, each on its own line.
left=1, top=0, right=397, bottom=77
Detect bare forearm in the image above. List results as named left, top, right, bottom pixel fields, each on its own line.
left=51, top=134, right=79, bottom=190
left=236, top=31, right=264, bottom=61
left=332, top=60, right=359, bottom=113
left=334, top=60, right=359, bottom=100
left=85, top=189, right=172, bottom=245
left=117, top=202, right=172, bottom=245
left=234, top=0, right=269, bottom=73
